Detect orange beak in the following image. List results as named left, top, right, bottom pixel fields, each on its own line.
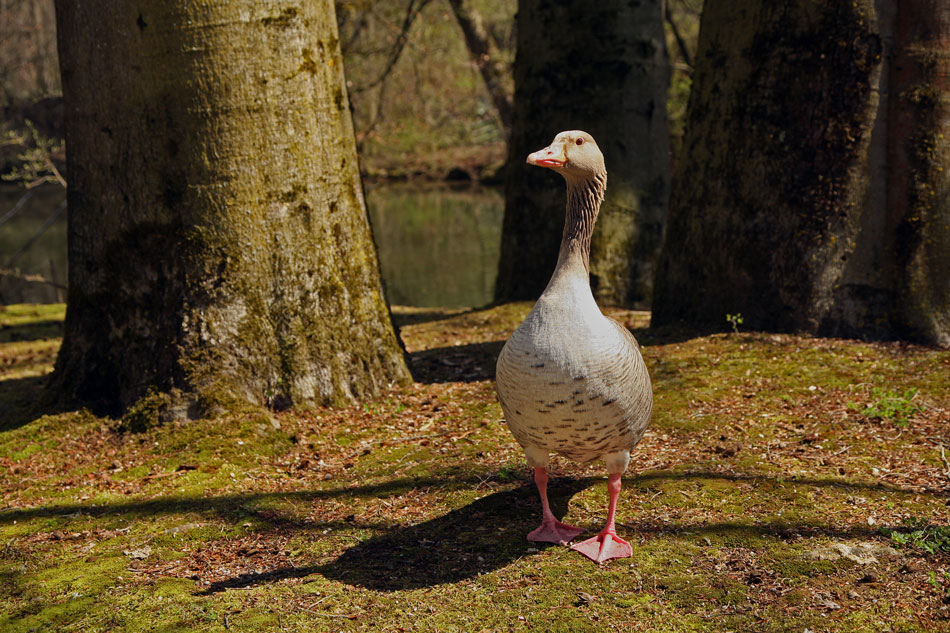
left=527, top=143, right=567, bottom=168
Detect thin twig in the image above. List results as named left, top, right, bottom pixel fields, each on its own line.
left=0, top=266, right=66, bottom=290
left=0, top=187, right=37, bottom=227
left=44, top=154, right=67, bottom=189
left=939, top=445, right=950, bottom=478
left=300, top=609, right=359, bottom=619
left=352, top=0, right=431, bottom=94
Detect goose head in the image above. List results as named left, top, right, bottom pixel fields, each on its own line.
left=526, top=130, right=605, bottom=180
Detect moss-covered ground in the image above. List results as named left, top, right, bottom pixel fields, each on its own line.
left=2, top=302, right=949, bottom=632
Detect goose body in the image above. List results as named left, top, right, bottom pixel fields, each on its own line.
left=496, top=267, right=651, bottom=468
left=495, top=130, right=653, bottom=562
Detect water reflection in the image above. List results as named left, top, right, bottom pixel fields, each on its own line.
left=366, top=183, right=502, bottom=308
left=0, top=184, right=67, bottom=304
left=0, top=182, right=503, bottom=308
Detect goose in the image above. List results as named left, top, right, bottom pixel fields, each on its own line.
left=495, top=130, right=653, bottom=563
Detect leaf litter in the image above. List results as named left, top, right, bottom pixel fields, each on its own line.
left=1, top=303, right=949, bottom=631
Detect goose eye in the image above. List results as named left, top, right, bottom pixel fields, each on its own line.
left=576, top=138, right=584, bottom=146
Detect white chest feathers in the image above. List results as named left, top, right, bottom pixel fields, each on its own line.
left=495, top=280, right=653, bottom=463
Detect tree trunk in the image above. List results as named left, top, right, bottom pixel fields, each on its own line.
left=446, top=0, right=513, bottom=139
left=50, top=0, right=411, bottom=417
left=826, top=0, right=950, bottom=345
left=652, top=1, right=884, bottom=332
left=653, top=0, right=950, bottom=347
left=494, top=0, right=670, bottom=308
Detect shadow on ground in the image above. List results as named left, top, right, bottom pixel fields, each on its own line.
left=0, top=374, right=61, bottom=432
left=201, top=477, right=589, bottom=594
left=2, top=468, right=931, bottom=594
left=392, top=309, right=476, bottom=328
left=405, top=324, right=732, bottom=385
left=408, top=340, right=504, bottom=383
left=0, top=318, right=64, bottom=344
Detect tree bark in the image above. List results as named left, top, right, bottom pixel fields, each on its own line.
left=652, top=1, right=882, bottom=332
left=447, top=0, right=513, bottom=139
left=50, top=0, right=411, bottom=416
left=827, top=0, right=950, bottom=345
left=653, top=0, right=950, bottom=347
left=494, top=0, right=670, bottom=308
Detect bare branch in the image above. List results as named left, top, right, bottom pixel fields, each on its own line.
left=665, top=0, right=694, bottom=70
left=0, top=266, right=66, bottom=290
left=352, top=0, right=431, bottom=94
left=446, top=0, right=513, bottom=139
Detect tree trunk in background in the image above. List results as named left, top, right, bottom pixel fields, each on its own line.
left=494, top=0, right=670, bottom=307
left=51, top=0, right=411, bottom=417
left=653, top=0, right=950, bottom=346
left=0, top=0, right=60, bottom=104
left=447, top=0, right=513, bottom=139
left=827, top=0, right=950, bottom=345
left=651, top=1, right=874, bottom=332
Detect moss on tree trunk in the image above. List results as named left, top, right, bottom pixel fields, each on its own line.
left=50, top=0, right=411, bottom=417
left=494, top=0, right=670, bottom=308
left=654, top=0, right=950, bottom=347
left=827, top=0, right=950, bottom=346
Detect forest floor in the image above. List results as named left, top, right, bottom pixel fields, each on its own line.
left=1, top=302, right=949, bottom=632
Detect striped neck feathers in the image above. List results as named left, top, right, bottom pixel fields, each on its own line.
left=558, top=171, right=607, bottom=273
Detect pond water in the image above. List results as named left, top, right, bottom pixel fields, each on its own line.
left=0, top=182, right=503, bottom=308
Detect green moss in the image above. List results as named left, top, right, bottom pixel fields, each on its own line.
left=121, top=388, right=174, bottom=432
left=2, top=303, right=948, bottom=631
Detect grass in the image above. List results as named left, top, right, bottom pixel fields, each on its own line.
left=849, top=387, right=923, bottom=428
left=1, top=302, right=950, bottom=632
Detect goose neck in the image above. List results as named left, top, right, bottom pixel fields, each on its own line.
left=554, top=172, right=606, bottom=274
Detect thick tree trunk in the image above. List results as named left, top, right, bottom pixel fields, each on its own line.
left=50, top=0, right=411, bottom=416
left=494, top=0, right=670, bottom=308
left=827, top=0, right=950, bottom=345
left=653, top=0, right=950, bottom=347
left=652, top=1, right=884, bottom=332
left=447, top=0, right=513, bottom=139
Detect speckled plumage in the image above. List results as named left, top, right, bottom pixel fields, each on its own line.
left=495, top=130, right=653, bottom=562
left=496, top=135, right=653, bottom=475
left=495, top=267, right=652, bottom=471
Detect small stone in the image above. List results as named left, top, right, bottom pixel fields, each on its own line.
left=848, top=590, right=861, bottom=599
left=805, top=542, right=899, bottom=565
left=123, top=546, right=151, bottom=560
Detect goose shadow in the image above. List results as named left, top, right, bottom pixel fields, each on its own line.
left=200, top=477, right=592, bottom=594
left=195, top=467, right=922, bottom=595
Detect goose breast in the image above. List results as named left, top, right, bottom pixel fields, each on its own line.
left=496, top=299, right=652, bottom=463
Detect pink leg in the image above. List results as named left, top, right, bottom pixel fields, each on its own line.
left=571, top=473, right=633, bottom=563
left=526, top=467, right=584, bottom=545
